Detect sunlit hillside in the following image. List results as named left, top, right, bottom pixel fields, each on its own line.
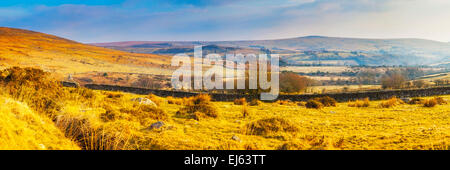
left=0, top=27, right=173, bottom=76
left=0, top=96, right=79, bottom=150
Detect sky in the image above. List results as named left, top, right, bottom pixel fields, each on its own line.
left=1, top=0, right=450, bottom=43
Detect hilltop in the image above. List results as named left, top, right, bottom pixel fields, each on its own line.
left=0, top=27, right=173, bottom=76
left=92, top=36, right=450, bottom=66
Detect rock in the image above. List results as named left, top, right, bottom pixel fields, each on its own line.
left=231, top=135, right=241, bottom=141
left=150, top=121, right=164, bottom=129
left=131, top=97, right=156, bottom=107
left=400, top=98, right=411, bottom=103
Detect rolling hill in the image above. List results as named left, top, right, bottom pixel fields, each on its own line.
left=0, top=27, right=173, bottom=77
left=92, top=36, right=450, bottom=66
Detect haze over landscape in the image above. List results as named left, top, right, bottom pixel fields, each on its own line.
left=2, top=0, right=450, bottom=43
left=0, top=0, right=450, bottom=152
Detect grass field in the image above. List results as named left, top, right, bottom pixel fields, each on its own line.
left=1, top=67, right=449, bottom=150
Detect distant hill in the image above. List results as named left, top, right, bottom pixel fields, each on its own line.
left=92, top=36, right=450, bottom=66
left=0, top=27, right=173, bottom=76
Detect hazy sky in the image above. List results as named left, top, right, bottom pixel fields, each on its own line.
left=1, top=0, right=450, bottom=43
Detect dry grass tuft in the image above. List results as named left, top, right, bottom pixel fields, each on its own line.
left=0, top=97, right=79, bottom=150
left=234, top=98, right=247, bottom=105
left=408, top=98, right=424, bottom=105
left=276, top=99, right=297, bottom=106
left=249, top=99, right=262, bottom=106
left=423, top=98, right=438, bottom=107
left=313, top=96, right=337, bottom=107
left=434, top=97, right=447, bottom=105
left=176, top=94, right=218, bottom=120
left=147, top=94, right=165, bottom=106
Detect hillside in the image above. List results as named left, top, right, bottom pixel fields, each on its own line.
left=92, top=36, right=450, bottom=66
left=0, top=27, right=173, bottom=76
left=0, top=96, right=79, bottom=150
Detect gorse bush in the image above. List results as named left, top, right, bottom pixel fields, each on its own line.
left=313, top=96, right=337, bottom=107
left=234, top=98, right=246, bottom=105
left=276, top=99, right=297, bottom=106
left=408, top=98, right=424, bottom=105
left=380, top=96, right=404, bottom=108
left=105, top=92, right=123, bottom=99
left=296, top=101, right=307, bottom=106
left=245, top=117, right=299, bottom=136
left=306, top=100, right=323, bottom=109
left=249, top=99, right=262, bottom=106
left=55, top=115, right=141, bottom=150
left=167, top=96, right=183, bottom=105
left=423, top=98, right=437, bottom=107
left=177, top=94, right=218, bottom=120
left=0, top=67, right=146, bottom=150
left=348, top=98, right=370, bottom=107
left=434, top=97, right=447, bottom=105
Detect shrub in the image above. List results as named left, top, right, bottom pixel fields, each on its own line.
left=306, top=100, right=323, bottom=109
left=105, top=92, right=123, bottom=99
left=245, top=117, right=299, bottom=136
left=278, top=141, right=310, bottom=150
left=348, top=98, right=370, bottom=107
left=279, top=72, right=313, bottom=93
left=234, top=98, right=246, bottom=105
left=167, top=96, right=183, bottom=105
left=249, top=99, right=262, bottom=106
left=276, top=100, right=296, bottom=106
left=147, top=93, right=164, bottom=106
left=100, top=105, right=125, bottom=122
left=177, top=94, right=218, bottom=120
left=434, top=97, right=447, bottom=105
left=55, top=115, right=140, bottom=150
left=296, top=101, right=307, bottom=107
left=380, top=96, right=404, bottom=108
left=0, top=67, right=64, bottom=115
left=423, top=99, right=438, bottom=107
left=242, top=104, right=250, bottom=118
left=188, top=93, right=212, bottom=105
left=119, top=104, right=168, bottom=124
left=313, top=96, right=337, bottom=107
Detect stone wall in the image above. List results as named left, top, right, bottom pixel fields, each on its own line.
left=62, top=82, right=450, bottom=102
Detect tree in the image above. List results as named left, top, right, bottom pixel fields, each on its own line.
left=279, top=72, right=313, bottom=93
left=412, top=80, right=427, bottom=88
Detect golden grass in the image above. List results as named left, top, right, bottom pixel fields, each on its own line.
left=1, top=67, right=450, bottom=150
left=0, top=27, right=173, bottom=76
